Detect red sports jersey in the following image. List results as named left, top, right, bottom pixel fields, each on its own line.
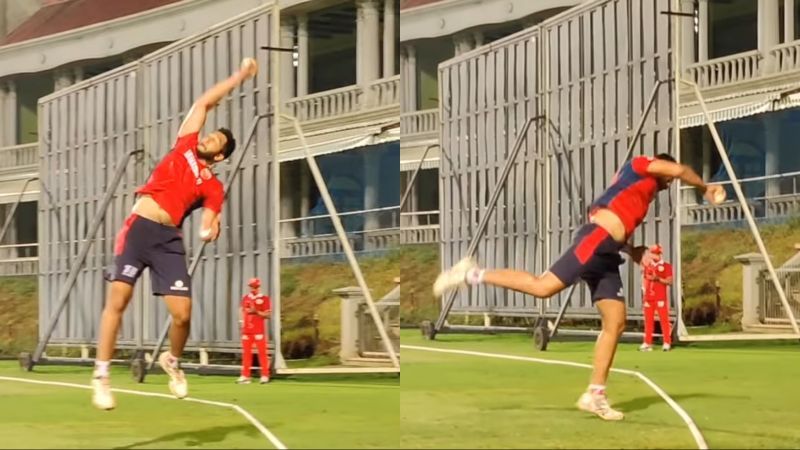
left=241, top=293, right=271, bottom=335
left=644, top=260, right=672, bottom=301
left=136, top=132, right=224, bottom=227
left=590, top=156, right=659, bottom=237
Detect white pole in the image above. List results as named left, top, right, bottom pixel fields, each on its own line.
left=270, top=2, right=287, bottom=370
left=681, top=78, right=800, bottom=335
left=281, top=113, right=400, bottom=367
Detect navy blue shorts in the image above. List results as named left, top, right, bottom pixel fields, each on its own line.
left=106, top=214, right=192, bottom=297
left=548, top=223, right=626, bottom=303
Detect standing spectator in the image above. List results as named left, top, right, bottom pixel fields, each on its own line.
left=640, top=244, right=673, bottom=352
left=237, top=277, right=271, bottom=384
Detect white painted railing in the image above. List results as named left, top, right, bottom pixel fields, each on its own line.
left=285, top=76, right=400, bottom=122
left=685, top=50, right=762, bottom=88
left=0, top=143, right=38, bottom=169
left=400, top=211, right=439, bottom=245
left=281, top=228, right=399, bottom=258
left=771, top=40, right=800, bottom=72
left=400, top=225, right=439, bottom=245
left=400, top=109, right=439, bottom=136
left=368, top=75, right=400, bottom=107
left=285, top=85, right=363, bottom=122
left=0, top=257, right=37, bottom=276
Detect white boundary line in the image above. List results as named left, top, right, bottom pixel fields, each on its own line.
left=401, top=344, right=708, bottom=450
left=0, top=376, right=287, bottom=450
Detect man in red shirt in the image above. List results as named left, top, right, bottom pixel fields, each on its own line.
left=91, top=58, right=259, bottom=410
left=237, top=277, right=272, bottom=384
left=639, top=244, right=673, bottom=352
left=434, top=153, right=724, bottom=420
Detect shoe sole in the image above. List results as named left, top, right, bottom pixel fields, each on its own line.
left=92, top=400, right=115, bottom=411
left=576, top=401, right=624, bottom=421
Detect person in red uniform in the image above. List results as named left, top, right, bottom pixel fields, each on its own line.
left=434, top=153, right=724, bottom=421
left=91, top=58, right=259, bottom=410
left=639, top=244, right=673, bottom=352
left=237, top=277, right=272, bottom=384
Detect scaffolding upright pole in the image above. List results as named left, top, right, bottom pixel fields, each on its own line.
left=29, top=148, right=143, bottom=369
left=432, top=116, right=543, bottom=336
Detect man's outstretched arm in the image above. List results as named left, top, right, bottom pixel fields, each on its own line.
left=178, top=58, right=258, bottom=137
left=646, top=159, right=724, bottom=204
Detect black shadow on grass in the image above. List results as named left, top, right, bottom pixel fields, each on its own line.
left=114, top=424, right=256, bottom=449
left=614, top=392, right=747, bottom=413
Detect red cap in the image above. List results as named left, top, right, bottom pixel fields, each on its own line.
left=248, top=277, right=261, bottom=288
left=649, top=244, right=663, bottom=255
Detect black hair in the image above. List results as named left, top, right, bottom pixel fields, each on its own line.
left=655, top=153, right=676, bottom=163
left=218, top=127, right=236, bottom=160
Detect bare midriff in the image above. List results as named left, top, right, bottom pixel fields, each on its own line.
left=588, top=208, right=627, bottom=243
left=132, top=195, right=175, bottom=227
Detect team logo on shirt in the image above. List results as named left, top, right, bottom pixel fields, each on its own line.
left=658, top=266, right=664, bottom=272
left=183, top=150, right=200, bottom=178
left=256, top=298, right=263, bottom=305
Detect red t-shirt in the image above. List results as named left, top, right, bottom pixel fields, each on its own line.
left=241, top=292, right=271, bottom=335
left=136, top=132, right=224, bottom=227
left=590, top=156, right=659, bottom=237
left=644, top=260, right=672, bottom=301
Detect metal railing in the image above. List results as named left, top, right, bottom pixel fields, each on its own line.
left=0, top=143, right=38, bottom=169
left=758, top=267, right=800, bottom=325
left=400, top=109, right=439, bottom=137
left=681, top=170, right=800, bottom=225
left=685, top=50, right=762, bottom=88
left=357, top=289, right=399, bottom=356
left=400, top=210, right=439, bottom=227
left=0, top=243, right=38, bottom=259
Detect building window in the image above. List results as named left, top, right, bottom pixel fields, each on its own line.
left=795, top=0, right=800, bottom=41
left=415, top=38, right=454, bottom=110
left=16, top=74, right=53, bottom=144
left=709, top=0, right=757, bottom=59
left=309, top=3, right=357, bottom=93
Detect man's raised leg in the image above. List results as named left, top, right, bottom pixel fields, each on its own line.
left=434, top=256, right=567, bottom=298
left=93, top=281, right=134, bottom=410
left=158, top=295, right=191, bottom=398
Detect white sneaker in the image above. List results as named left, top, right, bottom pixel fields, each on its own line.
left=662, top=343, right=672, bottom=352
left=259, top=376, right=270, bottom=384
left=639, top=344, right=652, bottom=352
left=91, top=375, right=115, bottom=410
left=158, top=351, right=188, bottom=399
left=577, top=391, right=624, bottom=421
left=236, top=376, right=252, bottom=384
left=433, top=256, right=478, bottom=297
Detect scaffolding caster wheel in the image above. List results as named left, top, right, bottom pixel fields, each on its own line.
left=19, top=352, right=33, bottom=371
left=420, top=320, right=437, bottom=340
left=131, top=358, right=146, bottom=383
left=533, top=326, right=549, bottom=351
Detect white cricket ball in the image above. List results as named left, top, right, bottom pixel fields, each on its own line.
left=714, top=189, right=726, bottom=204
left=200, top=229, right=211, bottom=239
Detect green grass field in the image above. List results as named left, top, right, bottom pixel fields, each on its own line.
left=0, top=361, right=399, bottom=449
left=401, top=330, right=800, bottom=449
